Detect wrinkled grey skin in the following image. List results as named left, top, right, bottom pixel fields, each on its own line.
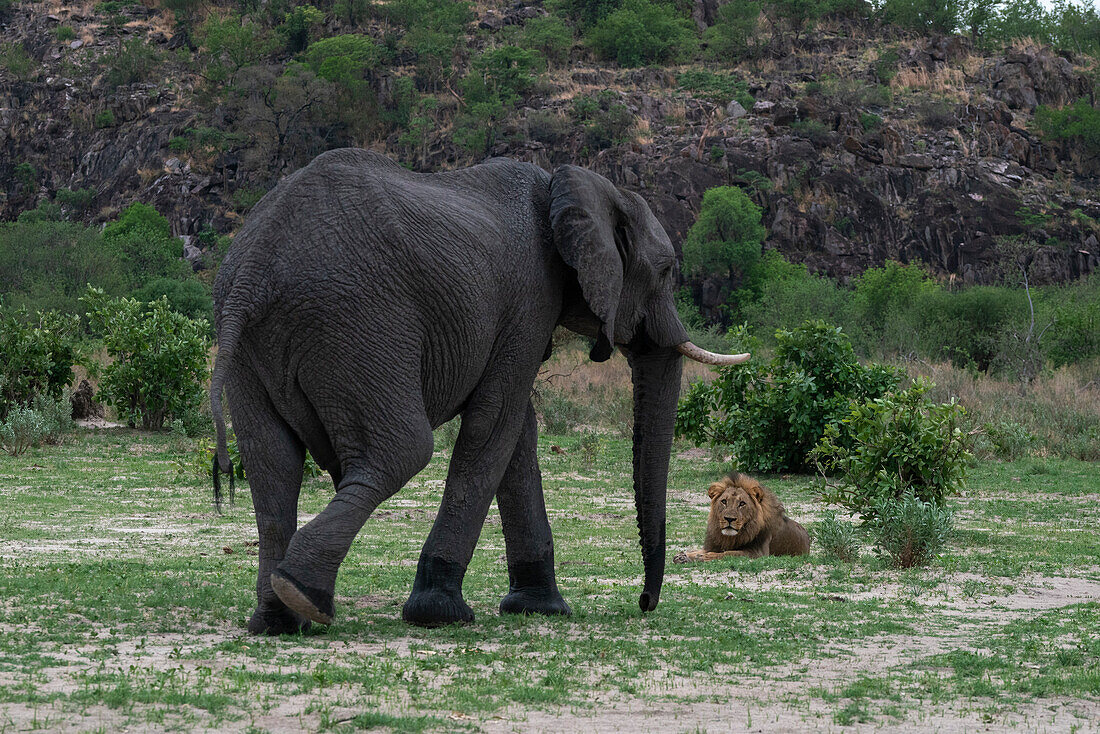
left=212, top=149, right=689, bottom=634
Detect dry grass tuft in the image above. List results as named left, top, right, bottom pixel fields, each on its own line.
left=891, top=66, right=971, bottom=101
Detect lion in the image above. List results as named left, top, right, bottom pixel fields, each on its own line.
left=674, top=472, right=810, bottom=562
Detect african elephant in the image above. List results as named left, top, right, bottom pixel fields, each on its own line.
left=210, top=149, right=747, bottom=634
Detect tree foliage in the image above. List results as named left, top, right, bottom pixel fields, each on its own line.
left=587, top=0, right=698, bottom=67
left=83, top=288, right=210, bottom=430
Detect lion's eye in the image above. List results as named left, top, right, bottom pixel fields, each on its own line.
left=720, top=499, right=726, bottom=506
left=738, top=501, right=746, bottom=507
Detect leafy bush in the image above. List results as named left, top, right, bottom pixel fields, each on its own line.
left=974, top=418, right=1035, bottom=460
left=280, top=4, right=323, bottom=53
left=0, top=42, right=36, bottom=81
left=388, top=0, right=472, bottom=80
left=869, top=491, right=953, bottom=568
left=878, top=0, right=961, bottom=34
left=682, top=186, right=766, bottom=280
left=1035, top=98, right=1100, bottom=155
left=587, top=0, right=697, bottom=67
left=814, top=513, right=861, bottom=563
left=83, top=288, right=211, bottom=430
left=0, top=393, right=74, bottom=456
left=130, top=277, right=213, bottom=324
left=0, top=220, right=125, bottom=313
left=677, top=321, right=901, bottom=472
left=521, top=15, right=573, bottom=67
left=703, top=0, right=763, bottom=62
left=103, top=202, right=188, bottom=286
left=570, top=90, right=635, bottom=150
left=186, top=432, right=324, bottom=481
left=677, top=70, right=754, bottom=109
left=94, top=110, right=116, bottom=128
left=0, top=306, right=79, bottom=420
left=740, top=257, right=852, bottom=333
left=301, top=34, right=380, bottom=86
left=811, top=379, right=971, bottom=518
left=55, top=25, right=77, bottom=41
left=104, top=38, right=163, bottom=88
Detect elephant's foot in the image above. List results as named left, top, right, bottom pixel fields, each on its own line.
left=499, top=558, right=572, bottom=617
left=270, top=568, right=335, bottom=626
left=499, top=589, right=571, bottom=616
left=247, top=603, right=313, bottom=636
left=402, top=589, right=474, bottom=627
left=402, top=555, right=473, bottom=627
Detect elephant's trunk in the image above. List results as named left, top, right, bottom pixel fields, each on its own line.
left=626, top=345, right=682, bottom=612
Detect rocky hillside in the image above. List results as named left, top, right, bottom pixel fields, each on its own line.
left=2, top=0, right=1098, bottom=303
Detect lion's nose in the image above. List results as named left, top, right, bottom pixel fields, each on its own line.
left=723, top=516, right=734, bottom=523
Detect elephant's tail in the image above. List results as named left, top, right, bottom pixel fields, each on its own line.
left=210, top=310, right=244, bottom=513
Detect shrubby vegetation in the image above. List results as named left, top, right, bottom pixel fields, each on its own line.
left=0, top=393, right=73, bottom=457
left=83, top=288, right=211, bottom=431
left=676, top=321, right=901, bottom=472
left=0, top=305, right=79, bottom=420
left=869, top=491, right=954, bottom=568
left=811, top=379, right=972, bottom=517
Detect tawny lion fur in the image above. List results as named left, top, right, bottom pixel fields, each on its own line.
left=674, top=472, right=810, bottom=563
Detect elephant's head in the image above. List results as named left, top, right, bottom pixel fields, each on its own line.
left=549, top=166, right=749, bottom=612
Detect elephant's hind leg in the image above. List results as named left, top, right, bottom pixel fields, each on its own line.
left=271, top=419, right=435, bottom=627
left=498, top=402, right=570, bottom=617
left=227, top=368, right=310, bottom=636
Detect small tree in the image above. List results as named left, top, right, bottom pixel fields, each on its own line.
left=83, top=288, right=210, bottom=430
left=587, top=0, right=698, bottom=67
left=682, top=186, right=766, bottom=281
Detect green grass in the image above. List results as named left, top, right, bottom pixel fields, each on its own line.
left=0, top=429, right=1097, bottom=730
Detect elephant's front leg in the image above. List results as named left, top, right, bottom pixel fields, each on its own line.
left=402, top=385, right=531, bottom=627
left=497, top=402, right=570, bottom=617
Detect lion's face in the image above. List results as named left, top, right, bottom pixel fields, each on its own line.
left=708, top=482, right=759, bottom=537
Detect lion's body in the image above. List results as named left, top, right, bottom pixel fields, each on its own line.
left=675, top=473, right=810, bottom=562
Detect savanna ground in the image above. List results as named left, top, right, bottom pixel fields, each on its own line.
left=1, top=357, right=1099, bottom=733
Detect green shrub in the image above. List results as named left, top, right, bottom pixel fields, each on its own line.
left=578, top=429, right=605, bottom=467
left=811, top=378, right=971, bottom=518
left=677, top=321, right=901, bottom=472
left=677, top=70, right=754, bottom=109
left=94, top=110, right=116, bottom=128
left=13, top=162, right=36, bottom=188
left=682, top=186, right=766, bottom=280
left=0, top=392, right=73, bottom=456
left=130, top=277, right=213, bottom=324
left=570, top=90, right=635, bottom=150
left=814, top=513, right=861, bottom=563
left=104, top=38, right=162, bottom=88
left=0, top=42, right=35, bottom=80
left=0, top=220, right=126, bottom=313
left=334, top=0, right=372, bottom=26
left=703, top=0, right=764, bottom=61
left=556, top=0, right=623, bottom=27
left=522, top=15, right=573, bottom=67
left=869, top=491, right=953, bottom=568
left=0, top=306, right=79, bottom=420
left=740, top=257, right=852, bottom=333
left=537, top=391, right=587, bottom=434
left=301, top=34, right=380, bottom=86
left=1035, top=98, right=1100, bottom=155
left=974, top=418, right=1035, bottom=460
left=587, top=0, right=697, bottom=67
left=388, top=0, right=472, bottom=80
left=279, top=4, right=323, bottom=53
left=82, top=288, right=210, bottom=430
left=55, top=25, right=77, bottom=41
left=878, top=0, right=961, bottom=34
left=55, top=187, right=97, bottom=218
left=103, top=203, right=187, bottom=286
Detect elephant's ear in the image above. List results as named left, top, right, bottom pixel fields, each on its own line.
left=549, top=165, right=625, bottom=363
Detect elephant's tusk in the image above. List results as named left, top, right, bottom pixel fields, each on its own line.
left=676, top=342, right=751, bottom=366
